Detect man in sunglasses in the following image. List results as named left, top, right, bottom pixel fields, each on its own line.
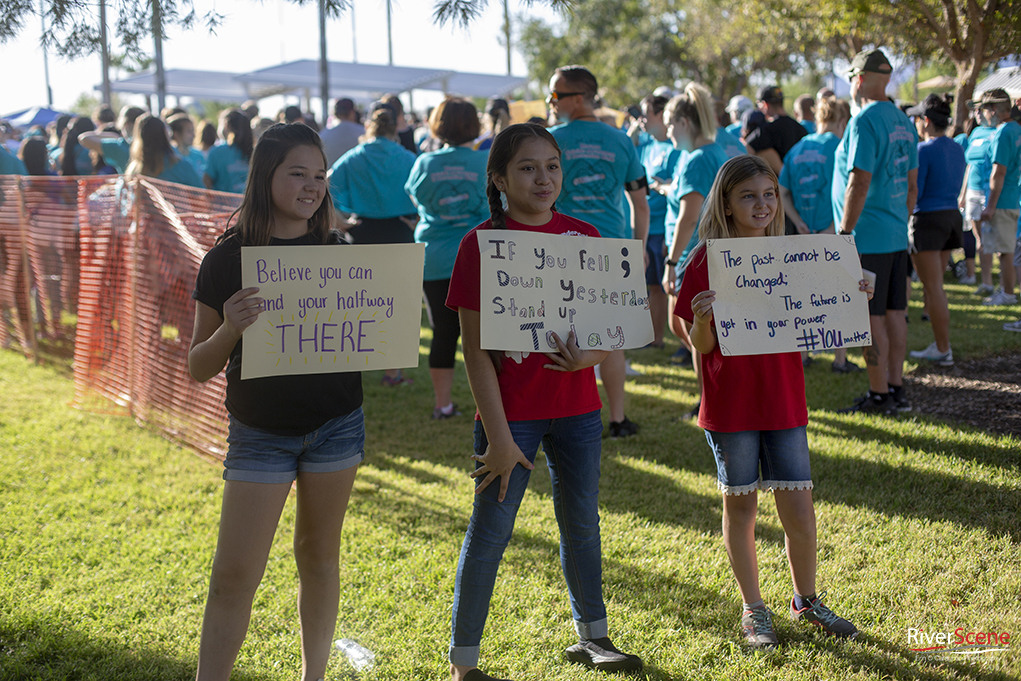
left=547, top=65, right=650, bottom=440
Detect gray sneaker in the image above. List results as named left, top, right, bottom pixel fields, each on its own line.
left=1004, top=319, right=1021, bottom=333
left=564, top=637, right=643, bottom=673
left=790, top=592, right=858, bottom=639
left=974, top=283, right=995, bottom=296
left=909, top=342, right=954, bottom=367
left=741, top=606, right=778, bottom=651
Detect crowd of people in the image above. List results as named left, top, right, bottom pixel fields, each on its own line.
left=2, top=48, right=1020, bottom=681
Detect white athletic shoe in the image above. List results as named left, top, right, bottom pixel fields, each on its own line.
left=1004, top=319, right=1021, bottom=333
left=909, top=342, right=954, bottom=366
left=957, top=275, right=977, bottom=285
left=982, top=288, right=1018, bottom=306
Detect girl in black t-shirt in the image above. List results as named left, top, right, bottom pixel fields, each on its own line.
left=189, top=123, right=364, bottom=681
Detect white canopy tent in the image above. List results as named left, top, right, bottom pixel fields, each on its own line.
left=974, top=67, right=1021, bottom=100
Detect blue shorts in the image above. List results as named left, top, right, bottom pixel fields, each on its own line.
left=645, top=233, right=666, bottom=289
left=224, top=408, right=365, bottom=484
left=704, top=427, right=813, bottom=496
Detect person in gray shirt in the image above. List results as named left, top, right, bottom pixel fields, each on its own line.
left=320, top=98, right=365, bottom=167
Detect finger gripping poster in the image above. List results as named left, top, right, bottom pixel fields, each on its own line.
left=705, top=235, right=870, bottom=356
left=240, top=243, right=425, bottom=379
left=478, top=232, right=654, bottom=352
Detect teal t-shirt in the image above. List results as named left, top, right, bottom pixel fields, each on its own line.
left=990, top=120, right=1021, bottom=209
left=800, top=120, right=817, bottom=134
left=158, top=155, right=203, bottom=188
left=329, top=138, right=417, bottom=218
left=205, top=144, right=250, bottom=194
left=637, top=133, right=682, bottom=236
left=405, top=145, right=490, bottom=281
left=725, top=121, right=743, bottom=138
left=550, top=120, right=645, bottom=239
left=177, top=146, right=206, bottom=178
left=667, top=141, right=729, bottom=260
left=779, top=132, right=840, bottom=233
left=100, top=138, right=130, bottom=173
left=831, top=101, right=919, bottom=254
left=715, top=126, right=745, bottom=159
left=965, top=125, right=997, bottom=194
left=67, top=145, right=94, bottom=175
left=0, top=147, right=27, bottom=175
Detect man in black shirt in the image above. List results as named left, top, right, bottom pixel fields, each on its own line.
left=744, top=85, right=807, bottom=175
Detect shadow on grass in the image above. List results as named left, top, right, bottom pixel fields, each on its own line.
left=0, top=615, right=271, bottom=681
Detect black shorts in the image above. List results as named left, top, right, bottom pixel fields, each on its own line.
left=346, top=216, right=415, bottom=244
left=909, top=209, right=963, bottom=253
left=860, top=251, right=908, bottom=315
left=645, top=234, right=666, bottom=289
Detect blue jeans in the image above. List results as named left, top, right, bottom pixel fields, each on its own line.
left=449, top=410, right=607, bottom=667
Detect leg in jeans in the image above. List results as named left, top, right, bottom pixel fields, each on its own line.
left=450, top=419, right=545, bottom=672
left=543, top=410, right=608, bottom=639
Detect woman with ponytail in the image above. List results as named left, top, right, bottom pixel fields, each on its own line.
left=205, top=108, right=254, bottom=194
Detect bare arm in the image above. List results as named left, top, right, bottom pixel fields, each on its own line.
left=662, top=192, right=704, bottom=294
left=626, top=186, right=650, bottom=245
left=689, top=290, right=717, bottom=354
left=188, top=287, right=263, bottom=382
left=755, top=147, right=784, bottom=177
left=838, top=168, right=872, bottom=234
left=906, top=167, right=918, bottom=216
left=458, top=308, right=533, bottom=502
left=78, top=131, right=120, bottom=154
left=779, top=186, right=810, bottom=234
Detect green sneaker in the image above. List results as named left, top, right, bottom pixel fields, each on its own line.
left=790, top=592, right=858, bottom=639
left=740, top=606, right=778, bottom=650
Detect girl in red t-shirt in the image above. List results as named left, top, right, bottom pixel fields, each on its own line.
left=445, top=124, right=642, bottom=680
left=677, top=155, right=870, bottom=650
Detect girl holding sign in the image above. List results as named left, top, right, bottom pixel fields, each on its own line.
left=189, top=123, right=364, bottom=681
left=677, top=155, right=868, bottom=650
left=445, top=124, right=643, bottom=680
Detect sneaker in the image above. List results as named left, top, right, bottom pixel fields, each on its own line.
left=831, top=360, right=863, bottom=373
left=432, top=403, right=461, bottom=420
left=608, top=417, right=639, bottom=438
left=564, top=637, right=643, bottom=673
left=974, top=283, right=995, bottom=296
left=463, top=670, right=513, bottom=681
left=983, top=288, right=1018, bottom=306
left=682, top=401, right=701, bottom=420
left=838, top=392, right=897, bottom=415
left=1004, top=319, right=1021, bottom=332
left=624, top=359, right=644, bottom=377
left=957, top=274, right=977, bottom=285
left=670, top=345, right=693, bottom=365
left=909, top=341, right=954, bottom=366
left=381, top=372, right=413, bottom=387
left=889, top=386, right=912, bottom=413
left=740, top=606, right=778, bottom=651
left=790, top=592, right=858, bottom=639
left=952, top=260, right=969, bottom=280
left=920, top=312, right=930, bottom=322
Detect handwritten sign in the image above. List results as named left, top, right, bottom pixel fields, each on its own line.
left=240, top=243, right=425, bottom=379
left=478, top=232, right=654, bottom=352
left=705, top=234, right=870, bottom=356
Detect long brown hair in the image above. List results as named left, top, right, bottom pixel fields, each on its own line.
left=126, top=114, right=178, bottom=178
left=219, top=123, right=335, bottom=246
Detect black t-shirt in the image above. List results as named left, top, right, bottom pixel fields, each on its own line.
left=192, top=230, right=363, bottom=435
left=397, top=128, right=418, bottom=155
left=746, top=115, right=808, bottom=162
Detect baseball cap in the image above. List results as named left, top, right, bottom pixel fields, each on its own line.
left=726, top=95, right=753, bottom=114
left=847, top=49, right=893, bottom=76
left=970, top=88, right=1011, bottom=107
left=653, top=86, right=676, bottom=99
left=757, top=86, right=784, bottom=104
left=905, top=94, right=951, bottom=127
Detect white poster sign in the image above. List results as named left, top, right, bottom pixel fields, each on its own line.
left=240, top=243, right=424, bottom=378
left=705, top=234, right=871, bottom=356
left=478, top=232, right=654, bottom=352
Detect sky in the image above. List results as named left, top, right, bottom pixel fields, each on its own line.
left=0, top=0, right=563, bottom=118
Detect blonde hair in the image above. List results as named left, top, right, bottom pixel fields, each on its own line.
left=695, top=155, right=785, bottom=247
left=664, top=83, right=717, bottom=142
left=815, top=96, right=849, bottom=126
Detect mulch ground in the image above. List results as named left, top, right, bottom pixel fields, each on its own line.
left=905, top=354, right=1021, bottom=439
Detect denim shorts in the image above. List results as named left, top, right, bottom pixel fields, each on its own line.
left=224, top=408, right=365, bottom=484
left=704, top=426, right=813, bottom=496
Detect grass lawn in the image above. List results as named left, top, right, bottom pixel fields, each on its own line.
left=0, top=276, right=1019, bottom=680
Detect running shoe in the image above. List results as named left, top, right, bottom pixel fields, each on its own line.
left=974, top=283, right=995, bottom=296
left=381, top=372, right=413, bottom=387
left=889, top=386, right=912, bottom=413
left=839, top=392, right=897, bottom=415
left=909, top=342, right=954, bottom=367
left=1004, top=319, right=1021, bottom=333
left=741, top=606, right=778, bottom=651
left=564, top=637, right=643, bottom=673
left=608, top=417, right=639, bottom=438
left=790, top=592, right=858, bottom=639
left=983, top=288, right=1017, bottom=306
left=831, top=360, right=863, bottom=373
left=957, top=275, right=976, bottom=285
left=432, top=403, right=461, bottom=420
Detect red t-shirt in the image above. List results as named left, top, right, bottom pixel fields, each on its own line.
left=675, top=245, right=808, bottom=433
left=447, top=212, right=603, bottom=422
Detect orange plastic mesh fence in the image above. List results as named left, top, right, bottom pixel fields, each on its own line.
left=0, top=175, right=242, bottom=464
